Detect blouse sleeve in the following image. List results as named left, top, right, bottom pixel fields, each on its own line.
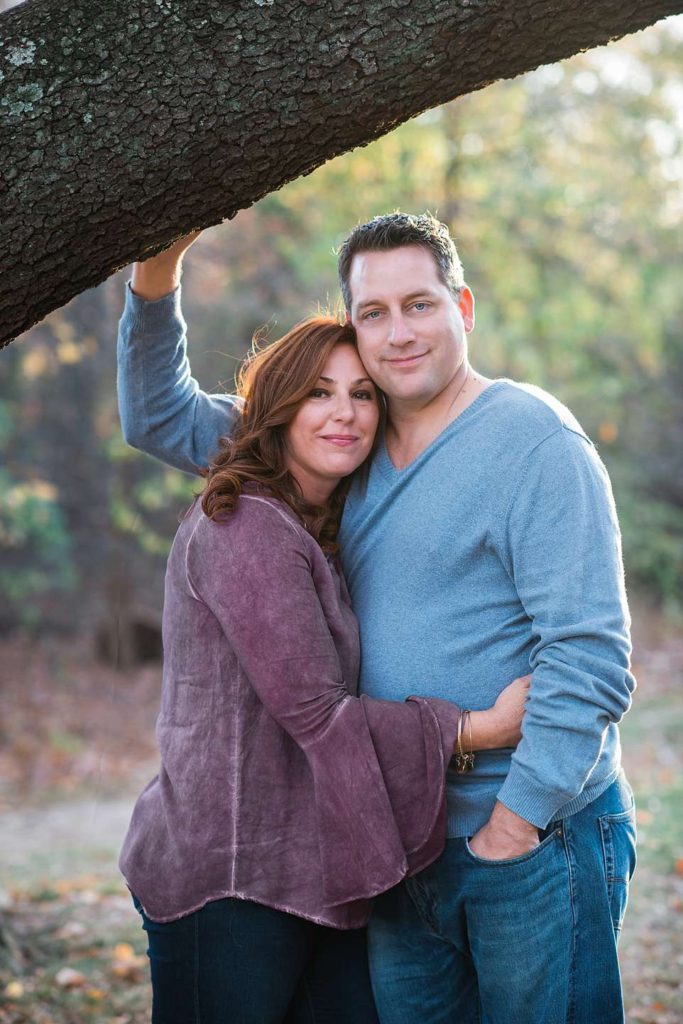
left=186, top=496, right=460, bottom=906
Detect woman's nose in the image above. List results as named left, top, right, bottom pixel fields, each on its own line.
left=332, top=396, right=355, bottom=422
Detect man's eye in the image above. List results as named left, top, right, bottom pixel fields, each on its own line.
left=363, top=310, right=381, bottom=320
left=413, top=302, right=430, bottom=311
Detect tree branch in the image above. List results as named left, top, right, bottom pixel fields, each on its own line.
left=1, top=0, right=681, bottom=346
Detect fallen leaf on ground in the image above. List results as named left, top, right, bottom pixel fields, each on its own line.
left=111, top=941, right=145, bottom=982
left=55, top=920, right=87, bottom=939
left=55, top=967, right=86, bottom=988
left=112, top=962, right=143, bottom=981
left=112, top=943, right=136, bottom=961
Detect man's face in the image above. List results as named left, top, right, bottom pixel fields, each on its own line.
left=348, top=245, right=474, bottom=406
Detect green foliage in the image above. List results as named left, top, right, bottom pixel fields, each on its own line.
left=619, top=497, right=683, bottom=612
left=110, top=464, right=197, bottom=558
left=0, top=469, right=76, bottom=627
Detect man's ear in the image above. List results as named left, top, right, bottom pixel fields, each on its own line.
left=345, top=309, right=352, bottom=324
left=458, top=286, right=475, bottom=333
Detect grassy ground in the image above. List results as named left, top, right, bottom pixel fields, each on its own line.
left=618, top=612, right=683, bottom=1024
left=1, top=610, right=682, bottom=1023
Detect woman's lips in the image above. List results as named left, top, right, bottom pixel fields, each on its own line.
left=320, top=435, right=359, bottom=447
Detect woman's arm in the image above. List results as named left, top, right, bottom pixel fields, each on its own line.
left=470, top=676, right=530, bottom=751
left=186, top=496, right=459, bottom=902
left=187, top=497, right=527, bottom=757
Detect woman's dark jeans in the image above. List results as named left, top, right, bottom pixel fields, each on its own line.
left=132, top=893, right=379, bottom=1024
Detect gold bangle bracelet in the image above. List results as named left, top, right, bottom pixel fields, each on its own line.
left=454, top=709, right=475, bottom=774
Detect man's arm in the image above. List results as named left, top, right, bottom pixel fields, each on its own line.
left=471, top=425, right=635, bottom=859
left=117, top=234, right=242, bottom=475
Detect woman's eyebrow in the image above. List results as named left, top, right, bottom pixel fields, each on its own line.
left=318, top=375, right=373, bottom=385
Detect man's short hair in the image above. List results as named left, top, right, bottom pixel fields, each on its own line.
left=337, top=212, right=465, bottom=312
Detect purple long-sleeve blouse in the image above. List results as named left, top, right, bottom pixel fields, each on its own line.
left=119, top=492, right=460, bottom=928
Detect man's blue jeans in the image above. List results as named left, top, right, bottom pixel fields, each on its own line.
left=367, top=773, right=636, bottom=1024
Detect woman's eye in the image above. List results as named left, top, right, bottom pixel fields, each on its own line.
left=353, top=390, right=374, bottom=401
left=309, top=388, right=329, bottom=398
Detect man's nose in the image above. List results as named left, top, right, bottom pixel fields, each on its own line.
left=387, top=312, right=414, bottom=347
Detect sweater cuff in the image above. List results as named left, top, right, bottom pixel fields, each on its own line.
left=496, top=764, right=573, bottom=830
left=124, top=280, right=183, bottom=333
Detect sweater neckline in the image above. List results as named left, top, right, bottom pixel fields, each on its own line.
left=376, top=379, right=508, bottom=480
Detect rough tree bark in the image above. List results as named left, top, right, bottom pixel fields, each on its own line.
left=1, top=0, right=681, bottom=347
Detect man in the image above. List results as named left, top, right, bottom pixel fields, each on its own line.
left=118, top=213, right=636, bottom=1023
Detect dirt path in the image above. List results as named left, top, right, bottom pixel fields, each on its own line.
left=0, top=795, right=137, bottom=887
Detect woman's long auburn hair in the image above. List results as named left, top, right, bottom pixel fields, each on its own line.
left=202, top=315, right=368, bottom=553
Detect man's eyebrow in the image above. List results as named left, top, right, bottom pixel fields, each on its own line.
left=355, top=289, right=437, bottom=311
left=354, top=299, right=381, bottom=312
left=318, top=376, right=373, bottom=386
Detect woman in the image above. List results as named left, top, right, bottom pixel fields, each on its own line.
left=119, top=307, right=528, bottom=1024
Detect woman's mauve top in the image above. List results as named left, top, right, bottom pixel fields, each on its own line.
left=119, top=492, right=460, bottom=928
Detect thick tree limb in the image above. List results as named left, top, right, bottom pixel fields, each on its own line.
left=1, top=0, right=681, bottom=347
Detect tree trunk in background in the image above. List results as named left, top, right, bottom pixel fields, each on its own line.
left=2, top=0, right=681, bottom=346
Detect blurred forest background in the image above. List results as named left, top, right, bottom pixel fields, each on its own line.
left=1, top=11, right=683, bottom=1024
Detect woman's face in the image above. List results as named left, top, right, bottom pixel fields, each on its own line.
left=285, top=343, right=380, bottom=505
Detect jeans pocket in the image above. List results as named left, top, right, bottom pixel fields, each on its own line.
left=463, top=825, right=561, bottom=866
left=599, top=806, right=637, bottom=935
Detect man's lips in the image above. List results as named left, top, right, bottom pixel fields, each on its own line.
left=385, top=351, right=428, bottom=367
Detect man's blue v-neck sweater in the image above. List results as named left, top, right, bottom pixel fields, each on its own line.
left=339, top=381, right=634, bottom=837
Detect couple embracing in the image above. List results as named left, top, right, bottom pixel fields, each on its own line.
left=116, top=212, right=636, bottom=1024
